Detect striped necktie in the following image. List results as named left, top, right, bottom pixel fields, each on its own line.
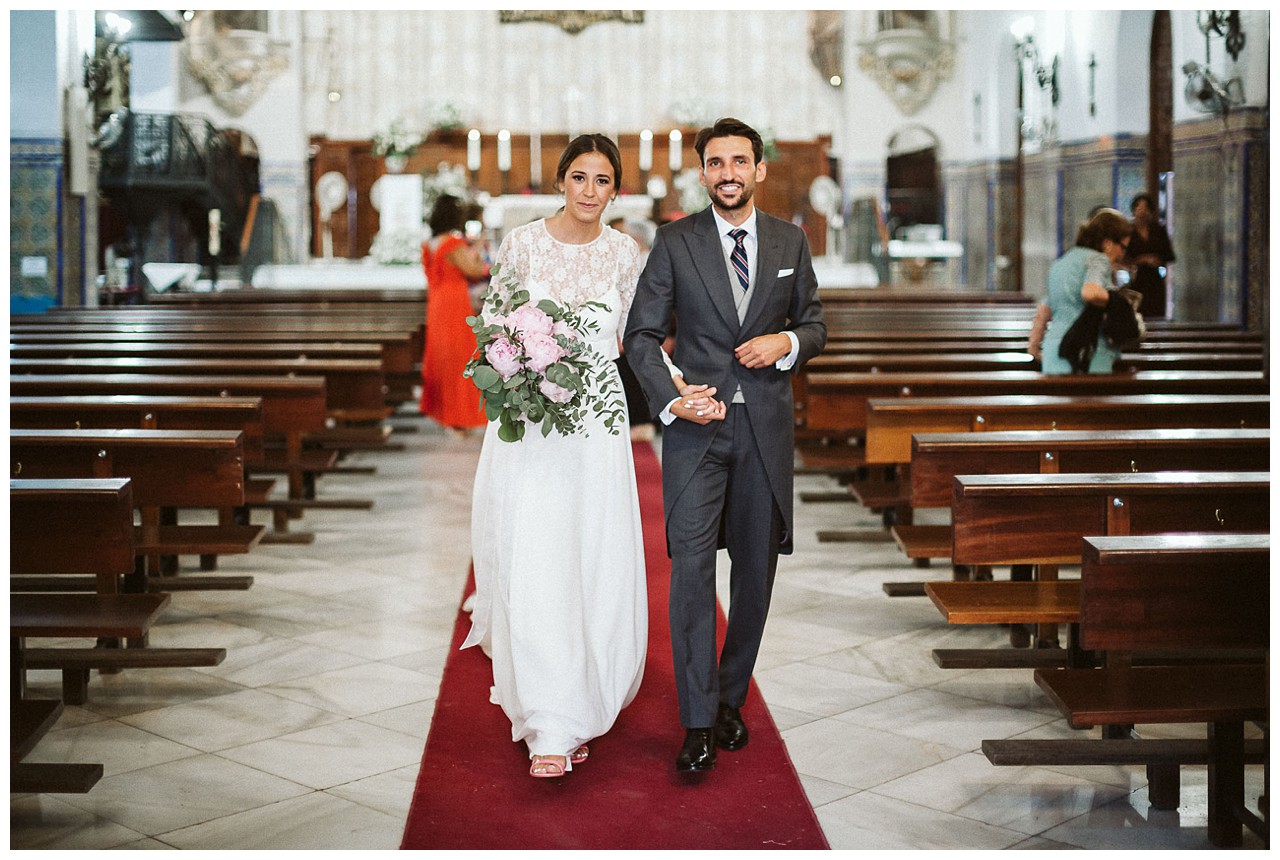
left=728, top=228, right=749, bottom=292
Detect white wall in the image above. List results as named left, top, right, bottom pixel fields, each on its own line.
left=11, top=10, right=60, bottom=137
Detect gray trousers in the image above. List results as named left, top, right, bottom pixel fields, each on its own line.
left=667, top=405, right=783, bottom=728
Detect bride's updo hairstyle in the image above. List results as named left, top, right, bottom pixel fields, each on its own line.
left=554, top=133, right=623, bottom=194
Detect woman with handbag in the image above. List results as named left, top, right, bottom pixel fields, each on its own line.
left=1027, top=208, right=1134, bottom=375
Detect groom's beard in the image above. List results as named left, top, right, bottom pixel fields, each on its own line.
left=709, top=182, right=755, bottom=212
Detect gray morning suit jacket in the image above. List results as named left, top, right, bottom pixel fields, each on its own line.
left=622, top=206, right=827, bottom=554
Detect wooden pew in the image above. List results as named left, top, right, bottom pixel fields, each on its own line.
left=893, top=427, right=1270, bottom=571
left=949, top=471, right=1269, bottom=567
left=804, top=352, right=1038, bottom=373
left=10, top=429, right=262, bottom=589
left=9, top=333, right=419, bottom=407
left=808, top=393, right=1269, bottom=537
left=801, top=371, right=1268, bottom=442
left=1004, top=534, right=1269, bottom=848
left=925, top=471, right=1270, bottom=668
left=11, top=478, right=226, bottom=710
left=864, top=393, right=1270, bottom=467
left=10, top=356, right=388, bottom=425
left=6, top=374, right=363, bottom=541
left=10, top=394, right=266, bottom=462
left=1115, top=353, right=1264, bottom=372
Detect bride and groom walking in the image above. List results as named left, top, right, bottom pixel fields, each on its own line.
left=463, top=118, right=826, bottom=778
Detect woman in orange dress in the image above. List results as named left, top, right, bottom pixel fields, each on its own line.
left=419, top=195, right=490, bottom=430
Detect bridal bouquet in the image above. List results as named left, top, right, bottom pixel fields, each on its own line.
left=465, top=264, right=626, bottom=442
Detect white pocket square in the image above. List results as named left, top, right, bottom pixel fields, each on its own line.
left=778, top=268, right=795, bottom=277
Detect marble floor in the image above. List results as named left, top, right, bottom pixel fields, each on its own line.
left=11, top=413, right=1266, bottom=850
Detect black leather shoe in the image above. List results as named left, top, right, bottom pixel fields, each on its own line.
left=715, top=704, right=749, bottom=751
left=675, top=728, right=717, bottom=772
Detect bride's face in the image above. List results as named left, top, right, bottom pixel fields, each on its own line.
left=560, top=151, right=616, bottom=228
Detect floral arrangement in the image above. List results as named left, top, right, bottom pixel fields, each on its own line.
left=422, top=161, right=473, bottom=224
left=424, top=100, right=464, bottom=133
left=373, top=116, right=423, bottom=158
left=673, top=167, right=710, bottom=214
left=368, top=227, right=423, bottom=265
left=464, top=264, right=626, bottom=442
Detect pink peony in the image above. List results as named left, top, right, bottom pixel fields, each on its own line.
left=507, top=304, right=555, bottom=339
left=523, top=332, right=566, bottom=373
left=552, top=320, right=576, bottom=340
left=538, top=377, right=574, bottom=404
left=485, top=336, right=524, bottom=380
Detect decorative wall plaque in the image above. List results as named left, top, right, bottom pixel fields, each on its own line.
left=857, top=11, right=954, bottom=116
left=498, top=11, right=644, bottom=35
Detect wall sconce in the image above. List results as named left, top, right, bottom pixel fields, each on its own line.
left=1197, top=10, right=1246, bottom=62
left=1011, top=20, right=1059, bottom=106
left=1010, top=18, right=1059, bottom=149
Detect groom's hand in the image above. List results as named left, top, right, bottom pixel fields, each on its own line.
left=673, top=383, right=726, bottom=425
left=735, top=333, right=792, bottom=368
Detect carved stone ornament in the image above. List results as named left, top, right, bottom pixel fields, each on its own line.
left=185, top=11, right=289, bottom=116
left=858, top=12, right=954, bottom=115
left=498, top=10, right=644, bottom=35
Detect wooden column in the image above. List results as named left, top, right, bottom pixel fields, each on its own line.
left=1147, top=11, right=1173, bottom=205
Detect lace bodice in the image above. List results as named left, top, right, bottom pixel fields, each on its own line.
left=492, top=221, right=643, bottom=346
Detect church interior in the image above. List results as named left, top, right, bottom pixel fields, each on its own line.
left=8, top=9, right=1271, bottom=850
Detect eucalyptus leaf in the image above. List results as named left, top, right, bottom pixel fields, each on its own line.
left=471, top=365, right=500, bottom=389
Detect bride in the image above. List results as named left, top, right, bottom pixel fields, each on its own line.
left=463, top=134, right=648, bottom=778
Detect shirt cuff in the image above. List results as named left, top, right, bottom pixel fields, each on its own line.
left=774, top=331, right=800, bottom=371
left=659, top=397, right=679, bottom=425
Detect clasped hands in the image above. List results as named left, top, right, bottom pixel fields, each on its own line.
left=672, top=334, right=792, bottom=425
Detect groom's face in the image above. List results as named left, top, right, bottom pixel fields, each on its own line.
left=700, top=136, right=766, bottom=213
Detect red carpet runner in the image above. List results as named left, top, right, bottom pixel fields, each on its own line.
left=401, top=441, right=829, bottom=849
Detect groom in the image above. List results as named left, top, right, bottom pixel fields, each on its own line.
left=623, top=118, right=826, bottom=772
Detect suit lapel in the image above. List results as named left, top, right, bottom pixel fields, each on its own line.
left=685, top=209, right=741, bottom=332
left=740, top=213, right=782, bottom=333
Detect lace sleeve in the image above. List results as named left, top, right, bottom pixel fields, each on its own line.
left=617, top=239, right=643, bottom=336
left=485, top=227, right=527, bottom=307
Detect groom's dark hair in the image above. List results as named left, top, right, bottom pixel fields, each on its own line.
left=695, top=118, right=764, bottom=166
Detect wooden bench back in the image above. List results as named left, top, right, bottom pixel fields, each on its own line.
left=10, top=429, right=247, bottom=508
left=10, top=478, right=135, bottom=577
left=951, top=471, right=1271, bottom=566
left=910, top=428, right=1271, bottom=508
left=1079, top=534, right=1270, bottom=652
left=8, top=374, right=328, bottom=436
left=10, top=395, right=265, bottom=462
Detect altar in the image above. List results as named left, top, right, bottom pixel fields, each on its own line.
left=251, top=260, right=426, bottom=290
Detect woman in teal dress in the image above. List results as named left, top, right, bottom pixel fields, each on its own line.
left=1028, top=208, right=1133, bottom=375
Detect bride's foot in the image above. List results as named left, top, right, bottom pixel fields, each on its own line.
left=570, top=744, right=589, bottom=765
left=529, top=755, right=568, bottom=778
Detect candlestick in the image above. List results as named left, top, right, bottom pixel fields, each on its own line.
left=497, top=129, right=511, bottom=172
left=530, top=133, right=542, bottom=189
left=638, top=129, right=653, bottom=172
left=467, top=129, right=481, bottom=172
left=668, top=129, right=682, bottom=172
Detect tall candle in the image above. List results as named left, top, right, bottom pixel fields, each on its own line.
left=668, top=129, right=682, bottom=172
left=467, top=129, right=481, bottom=171
left=529, top=75, right=542, bottom=188
left=638, top=129, right=653, bottom=171
left=208, top=209, right=221, bottom=256
left=497, top=129, right=511, bottom=172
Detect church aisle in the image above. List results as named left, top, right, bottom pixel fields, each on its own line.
left=10, top=416, right=1264, bottom=849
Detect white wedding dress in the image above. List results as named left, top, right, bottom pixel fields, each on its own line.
left=465, top=220, right=648, bottom=763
